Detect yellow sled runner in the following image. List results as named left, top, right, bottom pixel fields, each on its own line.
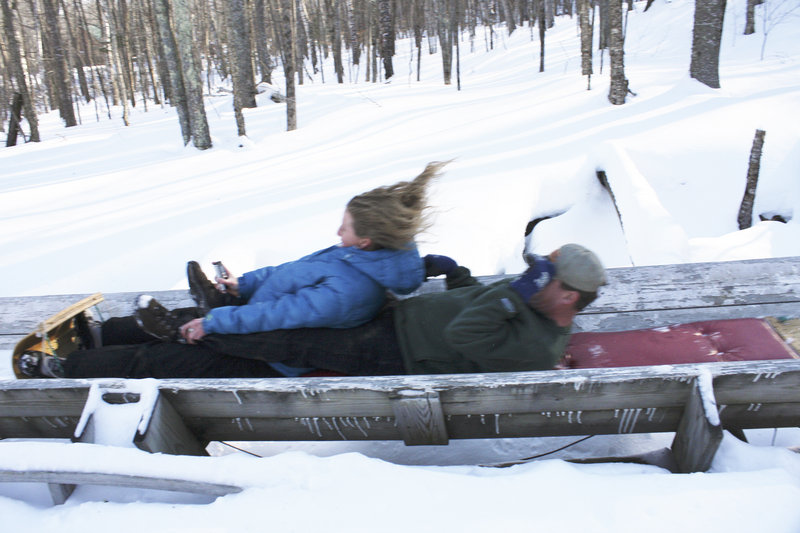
left=12, top=293, right=104, bottom=379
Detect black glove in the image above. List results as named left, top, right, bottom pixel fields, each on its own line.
left=424, top=254, right=458, bottom=278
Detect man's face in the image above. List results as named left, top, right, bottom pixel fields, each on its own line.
left=530, top=280, right=577, bottom=317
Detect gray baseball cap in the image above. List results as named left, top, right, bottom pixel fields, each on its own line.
left=554, top=243, right=607, bottom=292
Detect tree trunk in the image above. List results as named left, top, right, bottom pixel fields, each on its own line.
left=6, top=92, right=23, bottom=146
left=744, top=0, right=762, bottom=35
left=1, top=0, right=40, bottom=141
left=690, top=0, right=726, bottom=89
left=607, top=0, right=627, bottom=105
left=453, top=0, right=460, bottom=90
left=437, top=0, right=454, bottom=85
left=597, top=0, right=609, bottom=50
left=41, top=0, right=77, bottom=126
left=113, top=0, right=137, bottom=108
left=500, top=0, right=516, bottom=34
left=152, top=0, right=191, bottom=145
left=413, top=0, right=424, bottom=81
left=344, top=0, right=360, bottom=66
left=378, top=0, right=394, bottom=80
left=253, top=0, right=274, bottom=82
left=579, top=0, right=593, bottom=88
left=324, top=0, right=344, bottom=83
left=738, top=129, right=766, bottom=230
left=537, top=0, right=546, bottom=72
left=226, top=0, right=258, bottom=109
left=280, top=0, right=297, bottom=130
left=60, top=0, right=92, bottom=103
left=172, top=0, right=212, bottom=149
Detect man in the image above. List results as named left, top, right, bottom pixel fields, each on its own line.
left=29, top=244, right=606, bottom=378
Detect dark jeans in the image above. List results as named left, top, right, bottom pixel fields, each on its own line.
left=64, top=308, right=406, bottom=379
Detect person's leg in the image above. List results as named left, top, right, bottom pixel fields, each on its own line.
left=100, top=307, right=203, bottom=346
left=64, top=341, right=282, bottom=379
left=201, top=308, right=406, bottom=375
left=100, top=317, right=153, bottom=345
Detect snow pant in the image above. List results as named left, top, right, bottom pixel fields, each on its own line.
left=63, top=307, right=406, bottom=379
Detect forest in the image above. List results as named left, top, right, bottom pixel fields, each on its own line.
left=0, top=0, right=769, bottom=148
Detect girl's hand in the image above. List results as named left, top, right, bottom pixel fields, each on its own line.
left=215, top=268, right=240, bottom=296
left=180, top=318, right=206, bottom=344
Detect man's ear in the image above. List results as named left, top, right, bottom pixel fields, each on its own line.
left=357, top=237, right=373, bottom=250
left=561, top=289, right=579, bottom=306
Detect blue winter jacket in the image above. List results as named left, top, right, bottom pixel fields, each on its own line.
left=202, top=244, right=424, bottom=336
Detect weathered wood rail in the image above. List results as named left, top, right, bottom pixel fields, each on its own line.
left=0, top=256, right=798, bottom=503
left=2, top=256, right=799, bottom=348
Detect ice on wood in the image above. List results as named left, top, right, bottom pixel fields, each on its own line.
left=696, top=369, right=721, bottom=427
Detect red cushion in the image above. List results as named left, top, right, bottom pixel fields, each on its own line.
left=563, top=318, right=797, bottom=369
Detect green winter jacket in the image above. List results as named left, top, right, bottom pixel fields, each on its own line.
left=393, top=270, right=571, bottom=374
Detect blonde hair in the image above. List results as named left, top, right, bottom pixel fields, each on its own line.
left=347, top=161, right=449, bottom=250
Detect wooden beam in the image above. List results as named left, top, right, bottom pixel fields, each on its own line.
left=135, top=392, right=208, bottom=456
left=671, top=373, right=723, bottom=473
left=47, top=479, right=75, bottom=505
left=0, top=468, right=242, bottom=503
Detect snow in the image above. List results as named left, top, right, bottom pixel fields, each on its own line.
left=1, top=0, right=800, bottom=530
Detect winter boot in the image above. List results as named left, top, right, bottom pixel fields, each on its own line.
left=134, top=295, right=184, bottom=342
left=187, top=261, right=243, bottom=313
left=17, top=351, right=66, bottom=378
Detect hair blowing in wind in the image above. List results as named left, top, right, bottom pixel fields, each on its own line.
left=347, top=161, right=450, bottom=250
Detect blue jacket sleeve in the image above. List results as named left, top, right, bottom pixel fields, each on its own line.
left=202, top=268, right=383, bottom=335
left=236, top=266, right=276, bottom=300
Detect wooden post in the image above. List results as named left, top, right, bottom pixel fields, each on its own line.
left=390, top=390, right=449, bottom=446
left=134, top=392, right=208, bottom=456
left=671, top=375, right=723, bottom=473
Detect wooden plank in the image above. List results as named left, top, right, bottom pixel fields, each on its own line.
left=0, top=469, right=242, bottom=502
left=157, top=360, right=800, bottom=443
left=0, top=290, right=194, bottom=348
left=390, top=390, right=449, bottom=445
left=671, top=374, right=723, bottom=473
left=573, top=302, right=800, bottom=333
left=2, top=360, right=800, bottom=446
left=1, top=256, right=798, bottom=347
left=0, top=382, right=88, bottom=439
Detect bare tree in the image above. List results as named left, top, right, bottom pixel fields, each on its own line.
left=579, top=0, right=594, bottom=89
left=436, top=0, right=457, bottom=85
left=152, top=0, right=191, bottom=144
left=324, top=0, right=345, bottom=83
left=225, top=0, right=257, bottom=136
left=253, top=0, right=275, bottom=83
left=226, top=0, right=257, bottom=108
left=41, top=0, right=77, bottom=125
left=378, top=0, right=394, bottom=79
left=279, top=0, right=297, bottom=130
left=1, top=0, right=40, bottom=141
left=758, top=0, right=800, bottom=60
left=172, top=0, right=212, bottom=148
left=738, top=129, right=766, bottom=230
left=536, top=0, right=546, bottom=72
left=744, top=0, right=763, bottom=35
left=607, top=0, right=628, bottom=104
left=690, top=0, right=726, bottom=89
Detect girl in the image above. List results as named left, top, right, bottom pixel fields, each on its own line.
left=18, top=162, right=450, bottom=379
left=171, top=160, right=448, bottom=344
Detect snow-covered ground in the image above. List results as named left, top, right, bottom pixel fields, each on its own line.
left=1, top=0, right=799, bottom=531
